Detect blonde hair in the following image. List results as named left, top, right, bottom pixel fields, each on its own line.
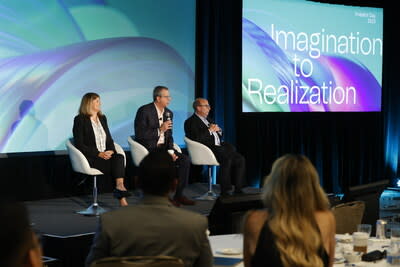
left=78, top=92, right=103, bottom=116
left=262, top=154, right=330, bottom=267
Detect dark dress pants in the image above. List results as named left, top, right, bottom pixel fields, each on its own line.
left=212, top=142, right=246, bottom=194
left=152, top=144, right=190, bottom=198
left=174, top=152, right=190, bottom=198
left=89, top=153, right=125, bottom=181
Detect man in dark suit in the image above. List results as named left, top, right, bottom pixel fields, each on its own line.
left=184, top=98, right=246, bottom=196
left=85, top=151, right=213, bottom=267
left=134, top=85, right=194, bottom=206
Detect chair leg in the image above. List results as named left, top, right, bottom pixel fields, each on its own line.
left=77, top=175, right=107, bottom=216
left=93, top=175, right=98, bottom=205
left=212, top=165, right=217, bottom=185
left=195, top=166, right=218, bottom=201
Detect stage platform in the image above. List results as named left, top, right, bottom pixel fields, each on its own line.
left=25, top=183, right=261, bottom=267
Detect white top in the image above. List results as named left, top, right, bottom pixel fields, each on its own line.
left=154, top=103, right=165, bottom=145
left=91, top=118, right=106, bottom=152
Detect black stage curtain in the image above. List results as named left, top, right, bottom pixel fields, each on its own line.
left=382, top=7, right=400, bottom=181
left=195, top=0, right=242, bottom=144
left=196, top=0, right=396, bottom=193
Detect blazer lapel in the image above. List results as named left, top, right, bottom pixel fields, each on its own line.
left=195, top=114, right=210, bottom=131
left=150, top=103, right=160, bottom=127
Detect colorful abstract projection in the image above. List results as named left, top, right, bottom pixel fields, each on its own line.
left=0, top=0, right=194, bottom=153
left=242, top=0, right=383, bottom=112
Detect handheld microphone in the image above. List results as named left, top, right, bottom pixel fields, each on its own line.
left=165, top=112, right=171, bottom=121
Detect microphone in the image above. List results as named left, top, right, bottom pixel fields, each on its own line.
left=164, top=112, right=172, bottom=134
left=165, top=112, right=171, bottom=121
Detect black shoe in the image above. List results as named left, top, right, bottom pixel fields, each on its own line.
left=234, top=188, right=245, bottom=195
left=221, top=190, right=234, bottom=197
left=113, top=189, right=132, bottom=199
left=221, top=188, right=245, bottom=197
left=221, top=185, right=234, bottom=196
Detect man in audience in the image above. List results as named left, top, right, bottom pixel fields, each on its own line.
left=85, top=150, right=213, bottom=267
left=134, top=85, right=194, bottom=206
left=0, top=199, right=43, bottom=267
left=184, top=98, right=246, bottom=196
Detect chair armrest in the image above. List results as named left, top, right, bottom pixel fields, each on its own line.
left=66, top=140, right=103, bottom=175
left=127, top=136, right=149, bottom=167
left=184, top=137, right=219, bottom=166
left=114, top=142, right=126, bottom=167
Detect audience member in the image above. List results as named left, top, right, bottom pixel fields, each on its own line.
left=134, top=85, right=194, bottom=206
left=0, top=199, right=43, bottom=267
left=85, top=150, right=213, bottom=267
left=73, top=92, right=130, bottom=206
left=243, top=154, right=336, bottom=267
left=184, top=98, right=246, bottom=195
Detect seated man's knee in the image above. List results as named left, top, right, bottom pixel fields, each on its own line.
left=219, top=155, right=232, bottom=165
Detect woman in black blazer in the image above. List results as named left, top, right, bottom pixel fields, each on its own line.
left=73, top=92, right=130, bottom=206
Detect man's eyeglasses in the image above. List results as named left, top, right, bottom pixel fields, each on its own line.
left=160, top=95, right=171, bottom=99
left=198, top=104, right=210, bottom=108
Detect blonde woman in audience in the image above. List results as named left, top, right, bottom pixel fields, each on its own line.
left=243, top=154, right=336, bottom=267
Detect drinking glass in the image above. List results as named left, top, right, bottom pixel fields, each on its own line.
left=388, top=227, right=400, bottom=264
left=357, top=224, right=372, bottom=237
left=391, top=227, right=400, bottom=241
left=353, top=232, right=369, bottom=253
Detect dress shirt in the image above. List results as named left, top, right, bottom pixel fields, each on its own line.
left=154, top=103, right=165, bottom=145
left=195, top=113, right=221, bottom=146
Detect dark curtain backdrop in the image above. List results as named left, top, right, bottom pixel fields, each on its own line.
left=382, top=6, right=400, bottom=182
left=196, top=0, right=397, bottom=193
left=195, top=0, right=242, bottom=145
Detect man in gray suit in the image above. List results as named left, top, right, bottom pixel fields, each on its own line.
left=85, top=150, right=213, bottom=267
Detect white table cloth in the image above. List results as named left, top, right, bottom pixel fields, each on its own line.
left=209, top=234, right=391, bottom=267
left=210, top=234, right=243, bottom=266
left=335, top=234, right=390, bottom=267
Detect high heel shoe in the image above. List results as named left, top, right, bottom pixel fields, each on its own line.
left=113, top=189, right=132, bottom=199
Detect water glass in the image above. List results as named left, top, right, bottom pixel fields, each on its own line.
left=353, top=232, right=369, bottom=253
left=392, top=227, right=400, bottom=241
left=388, top=239, right=400, bottom=265
left=388, top=227, right=400, bottom=265
left=357, top=224, right=372, bottom=237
